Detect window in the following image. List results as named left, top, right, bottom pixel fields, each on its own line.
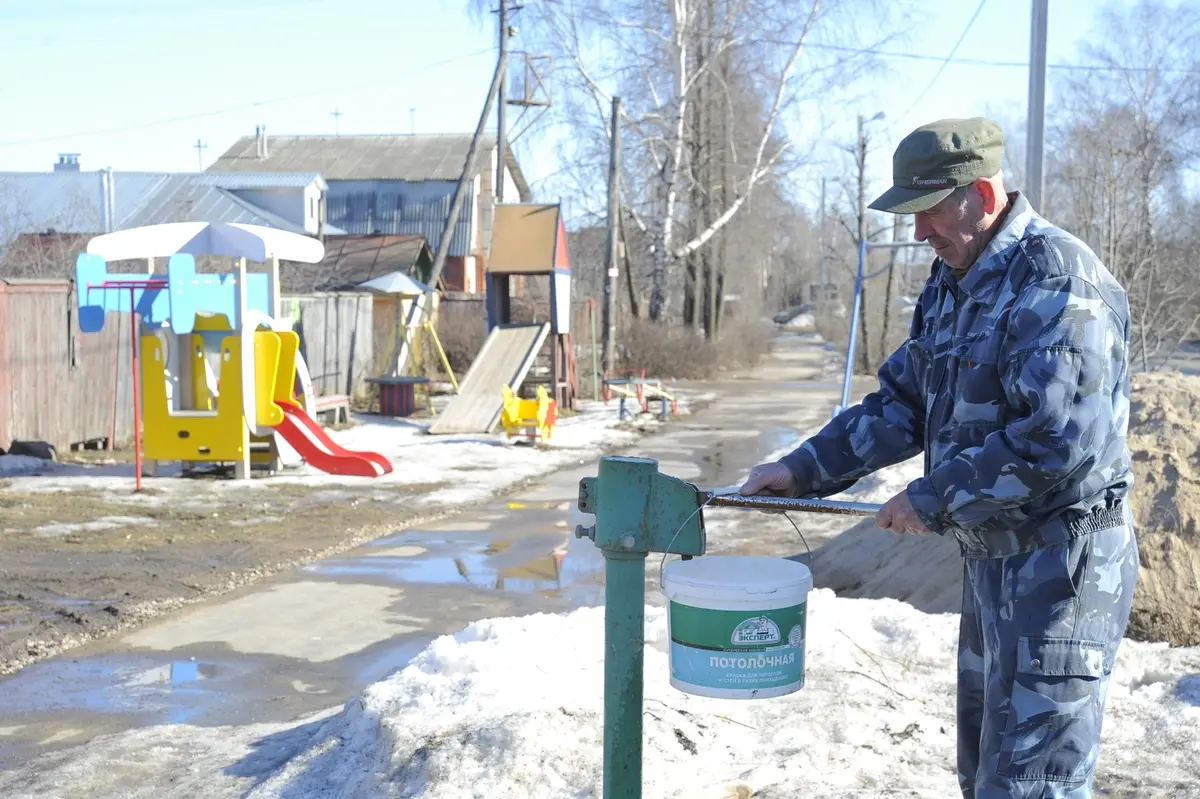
left=310, top=197, right=316, bottom=219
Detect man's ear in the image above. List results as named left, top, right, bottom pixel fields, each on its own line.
left=976, top=178, right=998, bottom=214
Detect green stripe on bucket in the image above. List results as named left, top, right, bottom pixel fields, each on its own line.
left=669, top=601, right=806, bottom=652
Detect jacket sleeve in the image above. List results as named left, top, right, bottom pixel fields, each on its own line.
left=905, top=273, right=1123, bottom=533
left=779, top=310, right=927, bottom=498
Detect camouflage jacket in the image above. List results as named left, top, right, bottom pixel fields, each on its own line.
left=780, top=193, right=1133, bottom=558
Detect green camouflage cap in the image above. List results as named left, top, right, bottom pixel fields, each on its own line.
left=869, top=117, right=1004, bottom=214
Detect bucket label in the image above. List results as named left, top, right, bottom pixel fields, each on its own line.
left=731, top=617, right=781, bottom=646
left=668, top=601, right=806, bottom=693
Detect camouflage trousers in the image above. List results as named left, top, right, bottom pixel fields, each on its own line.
left=957, top=520, right=1139, bottom=798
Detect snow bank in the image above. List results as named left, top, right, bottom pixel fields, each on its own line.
left=245, top=591, right=1200, bottom=798
left=0, top=399, right=650, bottom=507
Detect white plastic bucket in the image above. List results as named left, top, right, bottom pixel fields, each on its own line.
left=661, top=555, right=812, bottom=700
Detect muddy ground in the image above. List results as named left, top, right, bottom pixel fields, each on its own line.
left=0, top=472, right=457, bottom=676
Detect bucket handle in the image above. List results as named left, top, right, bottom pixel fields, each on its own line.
left=659, top=492, right=817, bottom=589
left=658, top=494, right=716, bottom=591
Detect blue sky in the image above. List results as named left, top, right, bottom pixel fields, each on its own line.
left=0, top=0, right=1132, bottom=217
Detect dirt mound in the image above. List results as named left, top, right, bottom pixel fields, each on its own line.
left=1125, top=371, right=1200, bottom=646
left=811, top=522, right=962, bottom=614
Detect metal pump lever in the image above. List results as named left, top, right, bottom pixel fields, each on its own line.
left=699, top=489, right=883, bottom=517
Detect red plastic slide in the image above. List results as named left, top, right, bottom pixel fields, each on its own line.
left=274, top=401, right=393, bottom=477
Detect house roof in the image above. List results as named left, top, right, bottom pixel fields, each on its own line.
left=209, top=133, right=531, bottom=199
left=0, top=171, right=320, bottom=243
left=279, top=234, right=433, bottom=293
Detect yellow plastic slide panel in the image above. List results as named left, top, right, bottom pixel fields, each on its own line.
left=188, top=333, right=213, bottom=411
left=273, top=330, right=301, bottom=406
left=141, top=335, right=247, bottom=462
left=191, top=313, right=233, bottom=332
left=253, top=331, right=284, bottom=429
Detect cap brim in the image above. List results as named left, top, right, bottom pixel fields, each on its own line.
left=868, top=185, right=953, bottom=214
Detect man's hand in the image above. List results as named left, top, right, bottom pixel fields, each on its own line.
left=739, top=462, right=800, bottom=497
left=875, top=490, right=932, bottom=535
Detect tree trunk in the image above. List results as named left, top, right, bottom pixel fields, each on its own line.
left=880, top=215, right=902, bottom=357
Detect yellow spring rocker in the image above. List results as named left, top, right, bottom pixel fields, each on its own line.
left=500, top=385, right=557, bottom=443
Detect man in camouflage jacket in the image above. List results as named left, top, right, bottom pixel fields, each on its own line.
left=740, top=117, right=1138, bottom=798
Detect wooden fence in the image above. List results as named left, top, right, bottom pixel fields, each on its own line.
left=284, top=292, right=375, bottom=400
left=0, top=279, right=134, bottom=451
left=0, top=281, right=376, bottom=451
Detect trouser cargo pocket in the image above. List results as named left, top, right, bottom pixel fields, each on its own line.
left=998, top=636, right=1107, bottom=783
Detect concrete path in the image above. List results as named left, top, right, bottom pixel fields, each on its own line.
left=0, top=333, right=872, bottom=789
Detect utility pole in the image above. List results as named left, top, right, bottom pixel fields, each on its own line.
left=856, top=114, right=870, bottom=374
left=193, top=139, right=207, bottom=169
left=332, top=109, right=343, bottom=136
left=497, top=0, right=510, bottom=203
left=602, top=97, right=621, bottom=378
left=1026, top=0, right=1049, bottom=211
left=817, top=177, right=827, bottom=309
left=394, top=51, right=509, bottom=375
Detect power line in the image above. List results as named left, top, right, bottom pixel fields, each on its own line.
left=894, top=0, right=988, bottom=122
left=793, top=40, right=1200, bottom=75
left=0, top=48, right=493, bottom=149
left=3, top=0, right=337, bottom=22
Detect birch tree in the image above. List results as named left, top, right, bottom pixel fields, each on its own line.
left=1048, top=0, right=1200, bottom=370
left=522, top=0, right=888, bottom=323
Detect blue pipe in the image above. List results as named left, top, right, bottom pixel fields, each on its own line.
left=836, top=236, right=867, bottom=416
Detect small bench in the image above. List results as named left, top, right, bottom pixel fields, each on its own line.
left=314, top=394, right=352, bottom=425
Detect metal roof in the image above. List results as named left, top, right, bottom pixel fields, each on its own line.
left=190, top=171, right=326, bottom=190
left=324, top=182, right=474, bottom=257
left=209, top=133, right=531, bottom=198
left=118, top=175, right=308, bottom=233
left=0, top=171, right=315, bottom=243
left=280, top=234, right=433, bottom=293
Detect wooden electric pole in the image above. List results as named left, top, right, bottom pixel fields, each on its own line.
left=497, top=0, right=510, bottom=202
left=856, top=114, right=870, bottom=375
left=394, top=50, right=509, bottom=375
left=602, top=97, right=622, bottom=378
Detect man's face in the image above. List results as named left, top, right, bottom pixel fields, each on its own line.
left=912, top=184, right=988, bottom=270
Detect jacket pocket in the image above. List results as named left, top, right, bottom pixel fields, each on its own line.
left=907, top=334, right=935, bottom=395
left=998, top=636, right=1108, bottom=783
left=949, top=332, right=1006, bottom=427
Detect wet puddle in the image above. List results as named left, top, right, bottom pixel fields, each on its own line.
left=0, top=633, right=436, bottom=753
left=303, top=529, right=605, bottom=599
left=0, top=654, right=239, bottom=724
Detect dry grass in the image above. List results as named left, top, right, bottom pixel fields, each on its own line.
left=435, top=301, right=489, bottom=377
left=615, top=317, right=773, bottom=380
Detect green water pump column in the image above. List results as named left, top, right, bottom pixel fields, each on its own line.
left=575, top=455, right=706, bottom=799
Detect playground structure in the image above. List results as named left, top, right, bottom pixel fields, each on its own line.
left=428, top=203, right=577, bottom=435
left=499, top=384, right=556, bottom=443
left=74, top=222, right=393, bottom=488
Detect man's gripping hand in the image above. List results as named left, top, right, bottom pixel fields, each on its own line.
left=875, top=490, right=931, bottom=535
left=739, top=462, right=801, bottom=497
